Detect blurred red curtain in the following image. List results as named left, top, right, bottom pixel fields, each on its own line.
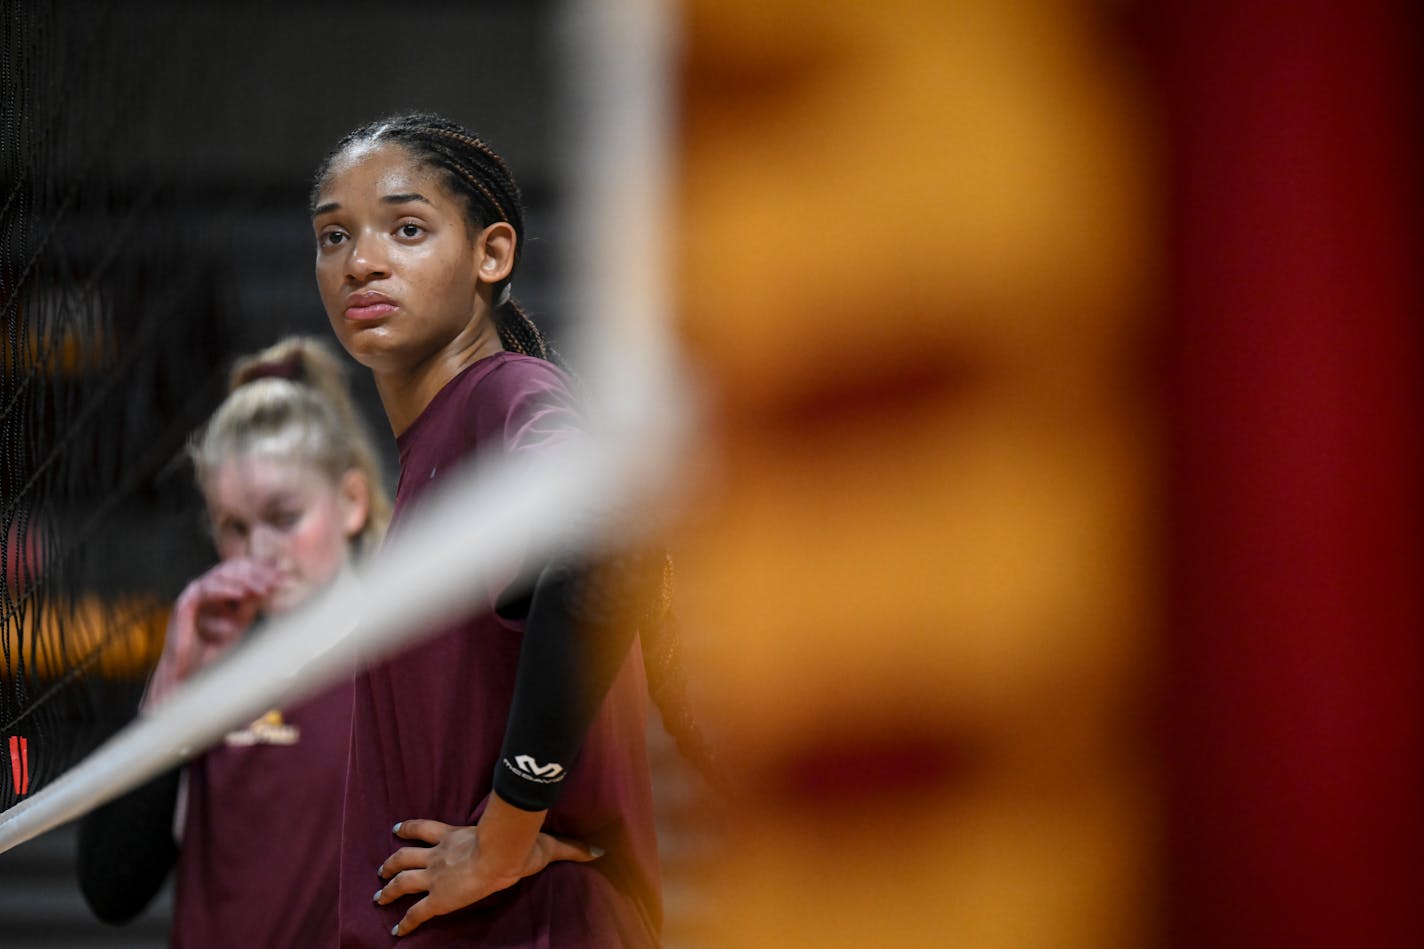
left=1158, top=1, right=1424, bottom=947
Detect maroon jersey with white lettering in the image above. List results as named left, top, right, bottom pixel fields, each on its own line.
left=338, top=352, right=661, bottom=948
left=171, top=679, right=352, bottom=948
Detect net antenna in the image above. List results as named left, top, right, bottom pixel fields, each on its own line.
left=0, top=0, right=686, bottom=854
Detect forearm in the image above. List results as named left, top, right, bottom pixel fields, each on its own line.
left=493, top=559, right=639, bottom=811
left=474, top=792, right=549, bottom=879
left=76, top=767, right=182, bottom=924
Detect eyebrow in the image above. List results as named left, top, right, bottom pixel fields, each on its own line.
left=381, top=192, right=432, bottom=207
left=311, top=193, right=433, bottom=217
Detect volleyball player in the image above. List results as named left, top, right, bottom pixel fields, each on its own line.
left=77, top=336, right=391, bottom=947
left=311, top=113, right=696, bottom=946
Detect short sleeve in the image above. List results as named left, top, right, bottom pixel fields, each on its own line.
left=472, top=357, right=583, bottom=455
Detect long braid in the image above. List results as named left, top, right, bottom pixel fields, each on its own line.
left=313, top=112, right=725, bottom=795
left=496, top=299, right=553, bottom=362
left=635, top=555, right=732, bottom=797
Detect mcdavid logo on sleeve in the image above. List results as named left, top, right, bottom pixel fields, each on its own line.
left=505, top=754, right=566, bottom=783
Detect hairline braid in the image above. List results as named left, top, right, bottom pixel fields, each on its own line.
left=425, top=127, right=516, bottom=222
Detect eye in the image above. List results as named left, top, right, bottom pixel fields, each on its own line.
left=216, top=518, right=248, bottom=543
left=269, top=509, right=302, bottom=530
left=318, top=228, right=348, bottom=248
left=397, top=222, right=424, bottom=239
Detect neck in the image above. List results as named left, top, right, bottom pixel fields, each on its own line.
left=374, top=319, right=505, bottom=436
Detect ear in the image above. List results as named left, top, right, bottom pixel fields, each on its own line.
left=337, top=468, right=372, bottom=541
left=475, top=221, right=517, bottom=288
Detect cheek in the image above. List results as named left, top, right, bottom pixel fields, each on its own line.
left=422, top=248, right=477, bottom=313
left=315, top=263, right=343, bottom=312
left=215, top=535, right=247, bottom=561
left=287, top=512, right=350, bottom=580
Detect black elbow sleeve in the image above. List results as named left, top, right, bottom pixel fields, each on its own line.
left=76, top=767, right=181, bottom=924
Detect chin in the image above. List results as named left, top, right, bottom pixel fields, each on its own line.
left=264, top=587, right=308, bottom=617
left=334, top=326, right=409, bottom=373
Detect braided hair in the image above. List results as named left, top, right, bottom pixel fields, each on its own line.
left=312, top=113, right=725, bottom=795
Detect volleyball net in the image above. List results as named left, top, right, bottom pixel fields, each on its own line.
left=0, top=0, right=683, bottom=854
left=2, top=0, right=237, bottom=818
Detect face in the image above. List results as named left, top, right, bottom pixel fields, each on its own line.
left=311, top=141, right=504, bottom=376
left=204, top=454, right=367, bottom=616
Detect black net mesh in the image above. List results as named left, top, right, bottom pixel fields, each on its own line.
left=1, top=2, right=230, bottom=811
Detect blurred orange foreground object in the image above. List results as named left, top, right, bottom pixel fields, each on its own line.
left=670, top=1, right=1159, bottom=946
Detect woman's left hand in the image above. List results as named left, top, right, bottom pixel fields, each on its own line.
left=374, top=808, right=603, bottom=937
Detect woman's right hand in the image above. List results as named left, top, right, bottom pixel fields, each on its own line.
left=143, top=558, right=279, bottom=712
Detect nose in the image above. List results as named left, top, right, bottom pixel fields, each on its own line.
left=249, top=524, right=285, bottom=565
left=346, top=231, right=389, bottom=283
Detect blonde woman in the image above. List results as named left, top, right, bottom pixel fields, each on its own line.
left=78, top=336, right=390, bottom=949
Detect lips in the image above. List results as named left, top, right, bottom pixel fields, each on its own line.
left=345, top=292, right=397, bottom=321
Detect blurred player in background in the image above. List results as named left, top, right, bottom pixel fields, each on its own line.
left=77, top=337, right=390, bottom=948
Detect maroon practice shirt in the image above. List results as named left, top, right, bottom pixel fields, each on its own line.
left=171, top=679, right=352, bottom=948
left=339, top=352, right=661, bottom=948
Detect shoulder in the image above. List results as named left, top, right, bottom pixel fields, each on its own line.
left=438, top=352, right=575, bottom=429
left=474, top=352, right=575, bottom=402
left=467, top=353, right=583, bottom=453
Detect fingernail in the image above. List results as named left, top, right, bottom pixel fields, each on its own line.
left=373, top=889, right=382, bottom=903
left=392, top=924, right=401, bottom=937
left=376, top=866, right=386, bottom=879
left=392, top=821, right=403, bottom=834
left=590, top=845, right=605, bottom=858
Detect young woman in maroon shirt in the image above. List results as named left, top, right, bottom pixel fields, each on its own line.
left=310, top=113, right=681, bottom=946
left=78, top=336, right=391, bottom=948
